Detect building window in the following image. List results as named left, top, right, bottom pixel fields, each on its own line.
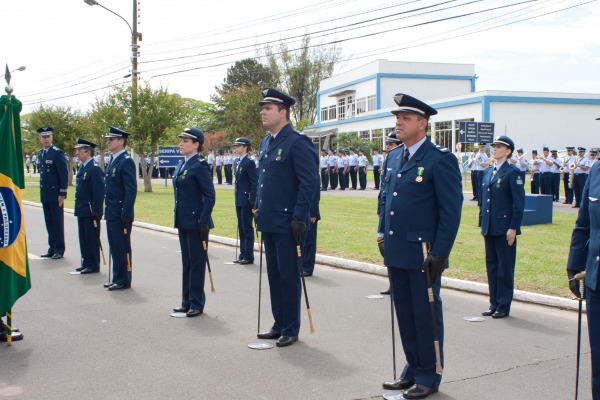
left=338, top=97, right=346, bottom=120
left=367, top=95, right=376, bottom=111
left=321, top=107, right=328, bottom=121
left=328, top=105, right=336, bottom=120
left=356, top=97, right=366, bottom=115
left=433, top=121, right=452, bottom=149
left=359, top=130, right=370, bottom=140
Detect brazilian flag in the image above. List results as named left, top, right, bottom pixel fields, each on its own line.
left=0, top=94, right=31, bottom=321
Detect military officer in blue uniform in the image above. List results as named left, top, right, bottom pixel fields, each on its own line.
left=319, top=149, right=329, bottom=191
left=327, top=148, right=338, bottom=190
left=573, top=147, right=591, bottom=208
left=232, top=137, right=258, bottom=264
left=37, top=126, right=68, bottom=259
left=379, top=93, right=462, bottom=399
left=567, top=160, right=600, bottom=399
left=372, top=148, right=384, bottom=190
left=254, top=88, right=319, bottom=348
left=103, top=126, right=137, bottom=291
left=73, top=138, right=105, bottom=274
left=563, top=146, right=576, bottom=204
left=171, top=127, right=215, bottom=317
left=479, top=136, right=525, bottom=319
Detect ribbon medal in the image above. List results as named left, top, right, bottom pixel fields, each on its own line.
left=84, top=172, right=87, bottom=179
left=112, top=168, right=116, bottom=177
left=416, top=167, right=424, bottom=183
left=182, top=170, right=188, bottom=180
left=276, top=149, right=283, bottom=161
left=496, top=178, right=501, bottom=188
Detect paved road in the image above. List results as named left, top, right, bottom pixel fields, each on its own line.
left=0, top=206, right=591, bottom=399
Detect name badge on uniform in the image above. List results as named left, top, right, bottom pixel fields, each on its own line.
left=276, top=149, right=282, bottom=161
left=516, top=177, right=523, bottom=185
left=416, top=167, right=424, bottom=183
left=45, top=160, right=53, bottom=164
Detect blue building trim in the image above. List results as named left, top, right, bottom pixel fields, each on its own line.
left=306, top=111, right=393, bottom=130
left=376, top=74, right=381, bottom=110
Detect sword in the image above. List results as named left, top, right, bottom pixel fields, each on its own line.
left=296, top=244, right=315, bottom=334
left=570, top=271, right=586, bottom=400
left=88, top=204, right=106, bottom=266
left=422, top=242, right=443, bottom=375
left=202, top=239, right=215, bottom=293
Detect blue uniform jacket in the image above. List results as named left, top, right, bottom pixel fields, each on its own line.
left=104, top=152, right=137, bottom=221
left=568, top=161, right=600, bottom=291
left=234, top=155, right=258, bottom=208
left=256, top=123, right=319, bottom=233
left=173, top=153, right=215, bottom=230
left=74, top=160, right=105, bottom=218
left=377, top=139, right=463, bottom=269
left=38, top=145, right=68, bottom=203
left=479, top=162, right=525, bottom=236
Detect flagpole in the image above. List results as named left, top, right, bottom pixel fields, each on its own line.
left=6, top=309, right=12, bottom=346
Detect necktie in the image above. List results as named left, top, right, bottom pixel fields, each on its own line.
left=107, top=156, right=113, bottom=170
left=402, top=148, right=409, bottom=167
left=269, top=135, right=274, bottom=144
left=492, top=166, right=497, bottom=177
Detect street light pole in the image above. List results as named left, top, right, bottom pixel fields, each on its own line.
left=84, top=0, right=141, bottom=93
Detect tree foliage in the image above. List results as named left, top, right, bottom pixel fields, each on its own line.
left=214, top=85, right=266, bottom=145
left=24, top=104, right=85, bottom=185
left=264, top=35, right=343, bottom=128
left=214, top=58, right=274, bottom=96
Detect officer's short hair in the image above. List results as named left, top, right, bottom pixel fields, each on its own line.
left=275, top=104, right=291, bottom=122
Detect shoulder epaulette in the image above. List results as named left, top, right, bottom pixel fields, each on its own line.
left=433, top=144, right=450, bottom=153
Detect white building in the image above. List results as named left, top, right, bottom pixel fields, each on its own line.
left=305, top=59, right=600, bottom=153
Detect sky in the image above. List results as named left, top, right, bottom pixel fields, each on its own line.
left=2, top=0, right=600, bottom=115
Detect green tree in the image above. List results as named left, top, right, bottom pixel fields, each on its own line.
left=336, top=132, right=371, bottom=159
left=106, top=83, right=188, bottom=192
left=214, top=58, right=274, bottom=95
left=215, top=85, right=266, bottom=145
left=24, top=105, right=85, bottom=185
left=264, top=35, right=343, bottom=127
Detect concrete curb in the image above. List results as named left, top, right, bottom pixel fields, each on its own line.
left=24, top=200, right=582, bottom=312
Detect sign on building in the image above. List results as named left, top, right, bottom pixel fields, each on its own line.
left=158, top=146, right=184, bottom=168
left=458, top=121, right=495, bottom=144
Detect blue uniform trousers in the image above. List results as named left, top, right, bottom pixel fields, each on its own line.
left=389, top=267, right=444, bottom=389
left=373, top=165, right=381, bottom=189
left=224, top=165, right=232, bottom=184
left=540, top=172, right=552, bottom=195
left=42, top=201, right=65, bottom=256
left=301, top=220, right=318, bottom=275
left=359, top=166, right=367, bottom=189
left=236, top=206, right=255, bottom=262
left=107, top=220, right=132, bottom=286
left=216, top=166, right=222, bottom=184
left=350, top=167, right=357, bottom=189
left=329, top=167, right=338, bottom=189
left=531, top=172, right=540, bottom=194
left=320, top=167, right=328, bottom=190
left=484, top=235, right=517, bottom=314
left=574, top=174, right=588, bottom=207
left=587, top=285, right=600, bottom=399
left=471, top=171, right=479, bottom=199
left=263, top=232, right=302, bottom=337
left=476, top=170, right=485, bottom=200
left=178, top=229, right=206, bottom=311
left=552, top=173, right=561, bottom=201
left=77, top=217, right=100, bottom=270
left=563, top=174, right=573, bottom=203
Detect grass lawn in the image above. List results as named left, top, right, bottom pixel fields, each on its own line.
left=23, top=178, right=577, bottom=298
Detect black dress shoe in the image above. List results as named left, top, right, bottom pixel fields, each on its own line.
left=75, top=266, right=86, bottom=272
left=51, top=254, right=63, bottom=259
left=107, top=284, right=131, bottom=291
left=80, top=268, right=99, bottom=274
left=302, top=271, right=313, bottom=277
left=173, top=306, right=190, bottom=313
left=403, top=384, right=439, bottom=399
left=257, top=329, right=281, bottom=340
left=239, top=259, right=254, bottom=265
left=382, top=378, right=414, bottom=390
left=492, top=311, right=508, bottom=319
left=40, top=253, right=53, bottom=258
left=481, top=310, right=494, bottom=316
left=232, top=259, right=242, bottom=264
left=103, top=282, right=113, bottom=288
left=186, top=309, right=202, bottom=318
left=0, top=329, right=23, bottom=342
left=380, top=287, right=390, bottom=295
left=276, top=336, right=298, bottom=347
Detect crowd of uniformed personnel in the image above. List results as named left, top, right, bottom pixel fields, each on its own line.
left=468, top=144, right=598, bottom=208
left=4, top=89, right=598, bottom=400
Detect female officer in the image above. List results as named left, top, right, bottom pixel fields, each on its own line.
left=479, top=136, right=525, bottom=319
left=172, top=127, right=216, bottom=317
